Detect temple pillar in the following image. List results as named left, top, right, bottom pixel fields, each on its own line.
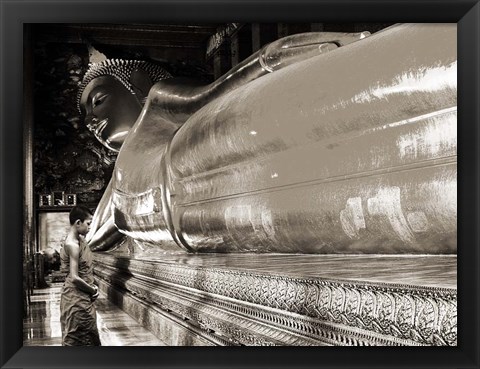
left=323, top=23, right=356, bottom=32
left=23, top=25, right=36, bottom=310
left=310, top=23, right=324, bottom=32
left=229, top=25, right=252, bottom=67
left=277, top=23, right=311, bottom=38
left=212, top=44, right=231, bottom=80
left=251, top=23, right=278, bottom=52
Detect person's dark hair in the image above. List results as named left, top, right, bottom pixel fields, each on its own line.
left=69, top=206, right=93, bottom=225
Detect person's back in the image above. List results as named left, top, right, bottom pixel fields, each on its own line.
left=60, top=236, right=95, bottom=286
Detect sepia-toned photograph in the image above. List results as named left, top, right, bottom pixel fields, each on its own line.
left=20, top=21, right=459, bottom=348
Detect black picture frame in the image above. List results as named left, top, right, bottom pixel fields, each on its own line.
left=65, top=194, right=77, bottom=207
left=52, top=191, right=65, bottom=207
left=39, top=194, right=52, bottom=207
left=1, top=1, right=479, bottom=368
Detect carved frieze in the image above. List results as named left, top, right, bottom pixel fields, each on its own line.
left=94, top=254, right=456, bottom=346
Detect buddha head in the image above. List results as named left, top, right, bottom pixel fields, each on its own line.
left=77, top=59, right=171, bottom=152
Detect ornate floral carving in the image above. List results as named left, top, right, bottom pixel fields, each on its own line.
left=94, top=254, right=457, bottom=346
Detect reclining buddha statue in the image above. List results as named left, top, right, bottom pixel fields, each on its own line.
left=77, top=23, right=457, bottom=347
left=79, top=23, right=456, bottom=256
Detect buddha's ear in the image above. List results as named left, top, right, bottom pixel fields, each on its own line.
left=130, top=68, right=153, bottom=101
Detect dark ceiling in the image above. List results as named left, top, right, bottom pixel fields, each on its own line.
left=32, top=23, right=223, bottom=68
left=31, top=22, right=393, bottom=73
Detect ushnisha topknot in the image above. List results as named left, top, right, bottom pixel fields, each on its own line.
left=76, top=59, right=172, bottom=113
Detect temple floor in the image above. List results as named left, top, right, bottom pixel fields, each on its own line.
left=23, top=283, right=168, bottom=346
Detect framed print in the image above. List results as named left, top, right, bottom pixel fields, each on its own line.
left=65, top=194, right=77, bottom=206
left=1, top=1, right=479, bottom=369
left=38, top=194, right=52, bottom=207
left=51, top=191, right=65, bottom=206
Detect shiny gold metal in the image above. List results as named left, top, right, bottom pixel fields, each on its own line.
left=88, top=24, right=457, bottom=254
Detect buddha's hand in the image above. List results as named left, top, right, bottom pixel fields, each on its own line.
left=90, top=285, right=99, bottom=302
left=87, top=216, right=125, bottom=252
left=259, top=31, right=370, bottom=72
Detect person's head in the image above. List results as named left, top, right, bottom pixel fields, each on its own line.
left=69, top=205, right=94, bottom=236
left=77, top=59, right=171, bottom=152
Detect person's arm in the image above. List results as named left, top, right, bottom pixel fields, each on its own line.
left=64, top=241, right=98, bottom=297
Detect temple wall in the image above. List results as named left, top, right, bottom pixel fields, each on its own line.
left=94, top=252, right=457, bottom=346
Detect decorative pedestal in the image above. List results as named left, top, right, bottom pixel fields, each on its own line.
left=94, top=252, right=456, bottom=346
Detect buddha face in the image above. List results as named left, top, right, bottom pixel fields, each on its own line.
left=80, top=75, right=143, bottom=152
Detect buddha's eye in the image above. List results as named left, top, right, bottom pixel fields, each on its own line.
left=93, top=94, right=106, bottom=108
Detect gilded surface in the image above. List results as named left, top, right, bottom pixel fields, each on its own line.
left=77, top=23, right=459, bottom=347
left=87, top=23, right=457, bottom=254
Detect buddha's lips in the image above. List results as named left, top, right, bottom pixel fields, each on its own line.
left=94, top=119, right=108, bottom=138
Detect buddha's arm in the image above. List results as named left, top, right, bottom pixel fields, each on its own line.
left=87, top=179, right=113, bottom=238
left=86, top=179, right=125, bottom=251
left=150, top=31, right=369, bottom=124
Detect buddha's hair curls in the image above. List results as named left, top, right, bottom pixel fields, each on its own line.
left=76, top=59, right=171, bottom=113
